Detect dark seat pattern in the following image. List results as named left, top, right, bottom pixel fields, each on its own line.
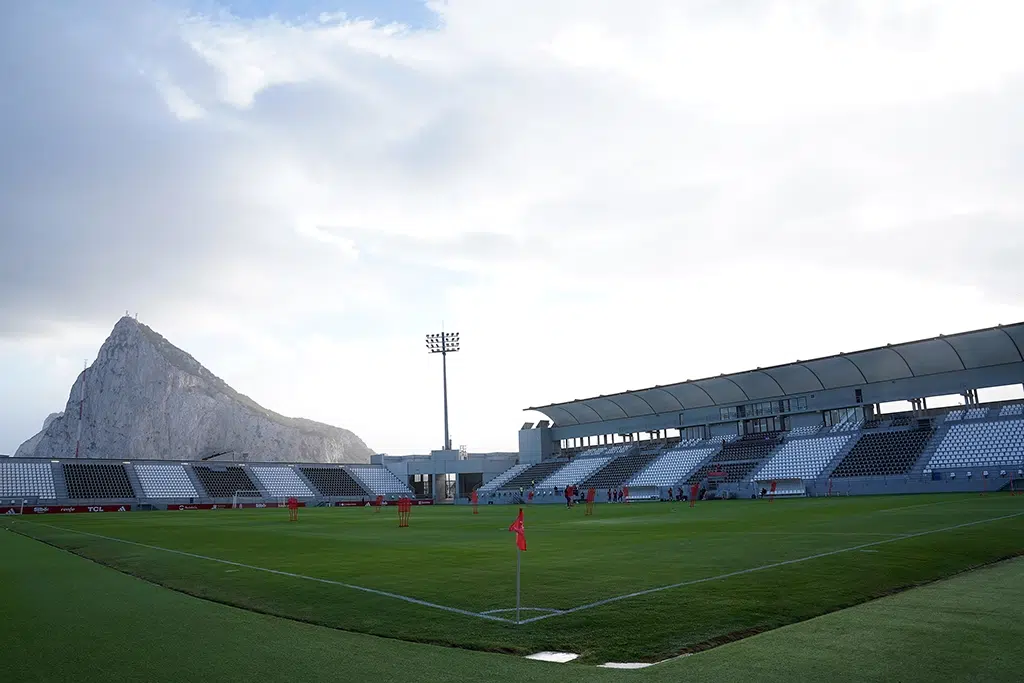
left=193, top=466, right=258, bottom=497
left=63, top=463, right=135, bottom=499
left=500, top=461, right=566, bottom=490
left=686, top=432, right=784, bottom=484
left=581, top=451, right=661, bottom=489
left=300, top=467, right=369, bottom=496
left=829, top=426, right=935, bottom=478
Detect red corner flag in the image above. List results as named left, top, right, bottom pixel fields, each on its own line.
left=508, top=508, right=527, bottom=551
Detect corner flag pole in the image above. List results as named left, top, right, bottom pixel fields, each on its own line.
left=516, top=547, right=521, bottom=625
left=507, top=507, right=526, bottom=626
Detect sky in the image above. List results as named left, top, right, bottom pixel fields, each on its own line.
left=1, top=1, right=1023, bottom=456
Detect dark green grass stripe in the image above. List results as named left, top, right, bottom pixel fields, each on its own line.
left=521, top=510, right=1024, bottom=623
left=27, top=521, right=512, bottom=623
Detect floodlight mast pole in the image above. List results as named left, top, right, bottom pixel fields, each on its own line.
left=426, top=332, right=460, bottom=451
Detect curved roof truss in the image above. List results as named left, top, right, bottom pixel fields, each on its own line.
left=526, top=322, right=1024, bottom=426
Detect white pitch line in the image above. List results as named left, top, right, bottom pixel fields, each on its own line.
left=517, top=511, right=1024, bottom=625
left=25, top=523, right=512, bottom=624
left=480, top=607, right=564, bottom=616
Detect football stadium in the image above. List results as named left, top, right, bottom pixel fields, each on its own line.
left=3, top=322, right=1024, bottom=681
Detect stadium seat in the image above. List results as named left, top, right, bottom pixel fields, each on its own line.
left=300, top=467, right=369, bottom=496
left=250, top=466, right=314, bottom=497
left=998, top=404, right=1024, bottom=417
left=134, top=464, right=198, bottom=498
left=754, top=435, right=851, bottom=481
left=923, top=418, right=1024, bottom=472
left=539, top=456, right=613, bottom=488
left=479, top=464, right=531, bottom=493
left=581, top=450, right=662, bottom=488
left=348, top=466, right=414, bottom=496
left=193, top=466, right=259, bottom=498
left=0, top=462, right=56, bottom=499
left=627, top=446, right=717, bottom=488
left=63, top=463, right=135, bottom=499
left=499, top=460, right=567, bottom=491
left=829, top=426, right=935, bottom=478
left=787, top=425, right=823, bottom=439
left=686, top=433, right=784, bottom=485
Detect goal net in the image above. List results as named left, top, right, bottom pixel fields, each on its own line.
left=232, top=489, right=263, bottom=509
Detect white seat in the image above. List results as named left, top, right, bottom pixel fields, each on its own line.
left=135, top=464, right=198, bottom=497
left=250, top=465, right=314, bottom=497
left=0, top=462, right=56, bottom=498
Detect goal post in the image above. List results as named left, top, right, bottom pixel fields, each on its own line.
left=232, top=489, right=262, bottom=509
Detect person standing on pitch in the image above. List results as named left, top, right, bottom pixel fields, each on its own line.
left=287, top=496, right=299, bottom=522
left=585, top=487, right=596, bottom=516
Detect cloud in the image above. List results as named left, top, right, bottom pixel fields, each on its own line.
left=1, top=0, right=1023, bottom=454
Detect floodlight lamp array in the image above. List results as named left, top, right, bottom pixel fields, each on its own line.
left=425, top=332, right=460, bottom=353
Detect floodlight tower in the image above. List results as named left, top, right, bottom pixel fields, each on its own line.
left=426, top=331, right=460, bottom=451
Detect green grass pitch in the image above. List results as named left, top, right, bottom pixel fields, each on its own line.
left=7, top=494, right=1023, bottom=666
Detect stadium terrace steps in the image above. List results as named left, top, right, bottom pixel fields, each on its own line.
left=193, top=465, right=260, bottom=498
left=539, top=456, right=613, bottom=488
left=923, top=417, right=1024, bottom=473
left=299, top=466, right=369, bottom=497
left=627, top=446, right=719, bottom=488
left=499, top=460, right=566, bottom=491
left=62, top=463, right=136, bottom=499
left=753, top=434, right=852, bottom=481
left=580, top=450, right=662, bottom=489
left=51, top=462, right=69, bottom=499
left=249, top=465, right=315, bottom=498
left=478, top=463, right=531, bottom=493
left=123, top=464, right=145, bottom=500
left=0, top=461, right=57, bottom=499
left=348, top=466, right=414, bottom=496
left=134, top=464, right=199, bottom=498
left=829, top=425, right=935, bottom=478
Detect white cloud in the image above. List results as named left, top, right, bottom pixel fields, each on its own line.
left=1, top=0, right=1023, bottom=454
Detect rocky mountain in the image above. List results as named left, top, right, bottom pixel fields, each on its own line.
left=16, top=317, right=373, bottom=463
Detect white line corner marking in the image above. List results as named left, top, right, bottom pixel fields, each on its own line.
left=33, top=511, right=1023, bottom=626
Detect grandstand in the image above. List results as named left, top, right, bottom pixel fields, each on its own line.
left=0, top=461, right=55, bottom=499
left=63, top=463, right=135, bottom=499
left=134, top=464, right=198, bottom=498
left=249, top=465, right=314, bottom=498
left=498, top=460, right=565, bottom=491
left=924, top=416, right=1024, bottom=473
left=522, top=322, right=1024, bottom=499
left=829, top=425, right=934, bottom=478
left=626, top=444, right=719, bottom=489
left=580, top=449, right=661, bottom=489
left=193, top=465, right=258, bottom=498
left=477, top=463, right=530, bottom=493
left=538, top=454, right=613, bottom=489
left=753, top=434, right=852, bottom=482
left=348, top=466, right=414, bottom=496
left=300, top=466, right=369, bottom=497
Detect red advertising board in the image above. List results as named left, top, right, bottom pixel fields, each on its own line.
left=1, top=504, right=131, bottom=515
left=335, top=499, right=434, bottom=507
left=167, top=502, right=307, bottom=511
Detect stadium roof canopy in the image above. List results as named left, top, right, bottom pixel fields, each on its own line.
left=527, top=323, right=1024, bottom=427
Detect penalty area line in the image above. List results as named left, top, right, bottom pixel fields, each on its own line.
left=27, top=523, right=513, bottom=624
left=518, top=511, right=1024, bottom=625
